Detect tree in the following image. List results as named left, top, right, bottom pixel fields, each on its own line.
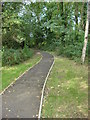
left=2, top=2, right=24, bottom=48
left=81, top=2, right=89, bottom=63
left=80, top=3, right=87, bottom=31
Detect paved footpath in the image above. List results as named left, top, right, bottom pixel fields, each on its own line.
left=2, top=51, right=54, bottom=119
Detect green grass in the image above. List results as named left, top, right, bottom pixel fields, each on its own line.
left=1, top=53, right=41, bottom=92
left=42, top=54, right=88, bottom=118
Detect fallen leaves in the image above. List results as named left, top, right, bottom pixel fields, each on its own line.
left=50, top=86, right=54, bottom=89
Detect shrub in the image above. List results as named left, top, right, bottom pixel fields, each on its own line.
left=2, top=47, right=34, bottom=66
left=56, top=42, right=85, bottom=60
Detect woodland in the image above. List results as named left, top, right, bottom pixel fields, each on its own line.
left=2, top=2, right=89, bottom=66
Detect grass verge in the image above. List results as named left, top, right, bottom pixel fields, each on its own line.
left=1, top=53, right=41, bottom=92
left=42, top=54, right=88, bottom=118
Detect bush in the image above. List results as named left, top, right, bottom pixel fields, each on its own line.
left=2, top=46, right=34, bottom=66
left=41, top=44, right=56, bottom=51
left=56, top=42, right=84, bottom=60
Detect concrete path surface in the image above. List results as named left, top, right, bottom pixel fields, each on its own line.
left=2, top=51, right=54, bottom=119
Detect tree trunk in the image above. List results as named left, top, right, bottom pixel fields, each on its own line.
left=81, top=2, right=90, bottom=63
left=81, top=3, right=85, bottom=30
left=61, top=2, right=63, bottom=17
left=75, top=3, right=78, bottom=41
left=75, top=3, right=78, bottom=26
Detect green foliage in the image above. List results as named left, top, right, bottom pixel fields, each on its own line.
left=2, top=47, right=34, bottom=66
left=57, top=43, right=83, bottom=58
left=2, top=2, right=88, bottom=62
left=2, top=3, right=25, bottom=48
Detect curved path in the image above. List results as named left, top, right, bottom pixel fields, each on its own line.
left=2, top=51, right=54, bottom=119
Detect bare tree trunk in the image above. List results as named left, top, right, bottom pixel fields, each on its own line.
left=81, top=2, right=90, bottom=63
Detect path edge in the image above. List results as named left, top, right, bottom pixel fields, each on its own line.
left=0, top=53, right=43, bottom=95
left=38, top=52, right=55, bottom=119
